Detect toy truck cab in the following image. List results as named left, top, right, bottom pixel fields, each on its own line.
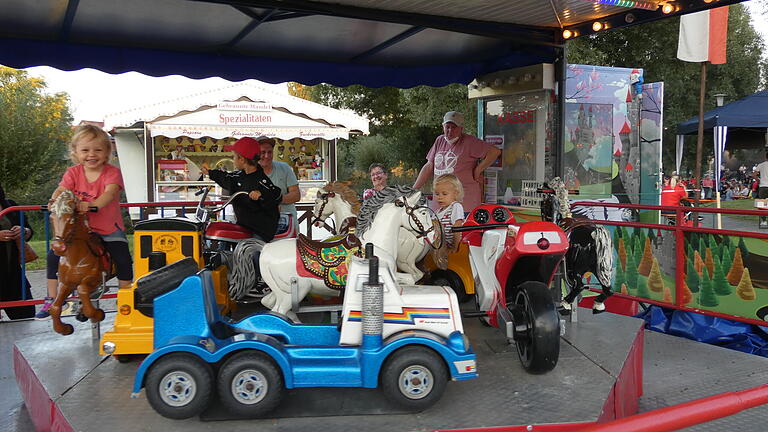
left=132, top=248, right=477, bottom=420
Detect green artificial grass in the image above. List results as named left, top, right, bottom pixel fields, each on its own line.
left=700, top=198, right=761, bottom=223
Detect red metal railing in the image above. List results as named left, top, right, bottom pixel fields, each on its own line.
left=432, top=383, right=768, bottom=431
left=575, top=383, right=768, bottom=432
left=0, top=200, right=320, bottom=313
left=0, top=201, right=222, bottom=312
left=566, top=201, right=768, bottom=327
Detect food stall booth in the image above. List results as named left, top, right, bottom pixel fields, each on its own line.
left=469, top=63, right=663, bottom=223
left=104, top=83, right=369, bottom=220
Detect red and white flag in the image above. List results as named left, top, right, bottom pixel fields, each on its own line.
left=677, top=6, right=729, bottom=64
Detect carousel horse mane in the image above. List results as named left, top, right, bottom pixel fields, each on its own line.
left=590, top=225, right=613, bottom=288
left=549, top=177, right=572, bottom=219
left=357, top=185, right=426, bottom=237
left=322, top=181, right=361, bottom=214
left=229, top=238, right=265, bottom=300
left=50, top=190, right=78, bottom=217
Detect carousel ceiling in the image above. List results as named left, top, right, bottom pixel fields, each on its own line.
left=0, top=0, right=746, bottom=87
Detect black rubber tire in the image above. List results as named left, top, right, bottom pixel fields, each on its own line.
left=430, top=271, right=470, bottom=303
left=511, top=281, right=560, bottom=374
left=136, top=257, right=199, bottom=302
left=145, top=353, right=214, bottom=419
left=380, top=346, right=448, bottom=411
left=217, top=351, right=284, bottom=418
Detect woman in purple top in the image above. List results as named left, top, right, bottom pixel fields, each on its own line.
left=362, top=163, right=388, bottom=200
left=413, top=111, right=501, bottom=211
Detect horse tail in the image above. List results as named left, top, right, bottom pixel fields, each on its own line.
left=228, top=238, right=265, bottom=300
left=592, top=225, right=614, bottom=289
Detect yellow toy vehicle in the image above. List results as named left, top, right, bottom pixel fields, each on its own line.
left=423, top=242, right=474, bottom=303
left=99, top=217, right=234, bottom=361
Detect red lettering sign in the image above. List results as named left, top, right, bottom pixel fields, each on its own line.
left=496, top=110, right=535, bottom=126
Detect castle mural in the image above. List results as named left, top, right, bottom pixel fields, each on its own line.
left=565, top=64, right=653, bottom=205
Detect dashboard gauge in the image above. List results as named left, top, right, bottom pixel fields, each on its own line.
left=492, top=207, right=508, bottom=223
left=474, top=209, right=489, bottom=224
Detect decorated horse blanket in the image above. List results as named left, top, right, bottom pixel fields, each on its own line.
left=296, top=233, right=362, bottom=289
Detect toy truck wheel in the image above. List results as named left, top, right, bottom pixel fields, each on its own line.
left=145, top=353, right=214, bottom=419
left=381, top=347, right=448, bottom=411
left=511, top=281, right=560, bottom=374
left=217, top=352, right=284, bottom=417
left=430, top=271, right=469, bottom=303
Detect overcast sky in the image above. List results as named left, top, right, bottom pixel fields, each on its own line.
left=19, top=3, right=768, bottom=124
left=22, top=68, right=289, bottom=123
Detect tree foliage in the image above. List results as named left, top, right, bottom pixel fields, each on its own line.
left=567, top=4, right=768, bottom=175
left=300, top=4, right=768, bottom=188
left=0, top=67, right=73, bottom=204
left=305, top=83, right=475, bottom=192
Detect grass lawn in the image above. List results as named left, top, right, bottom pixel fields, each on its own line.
left=700, top=198, right=761, bottom=222
left=23, top=235, right=134, bottom=271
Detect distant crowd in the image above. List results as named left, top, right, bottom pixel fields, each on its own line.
left=675, top=160, right=765, bottom=201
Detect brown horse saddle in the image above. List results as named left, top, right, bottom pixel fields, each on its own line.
left=296, top=233, right=362, bottom=290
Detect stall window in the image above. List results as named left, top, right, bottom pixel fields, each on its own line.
left=483, top=90, right=554, bottom=202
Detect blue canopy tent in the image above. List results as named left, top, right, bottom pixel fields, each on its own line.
left=676, top=90, right=768, bottom=183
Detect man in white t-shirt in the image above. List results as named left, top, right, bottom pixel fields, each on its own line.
left=258, top=138, right=301, bottom=235
left=753, top=152, right=768, bottom=199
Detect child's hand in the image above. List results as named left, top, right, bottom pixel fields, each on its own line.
left=249, top=190, right=262, bottom=201
left=201, top=162, right=210, bottom=175
left=77, top=202, right=92, bottom=213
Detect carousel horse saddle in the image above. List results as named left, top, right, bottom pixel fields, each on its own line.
left=87, top=232, right=115, bottom=276
left=296, top=233, right=362, bottom=290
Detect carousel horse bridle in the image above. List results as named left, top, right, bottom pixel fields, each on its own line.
left=394, top=197, right=442, bottom=250
left=311, top=191, right=339, bottom=235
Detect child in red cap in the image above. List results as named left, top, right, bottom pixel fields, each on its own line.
left=202, top=137, right=283, bottom=241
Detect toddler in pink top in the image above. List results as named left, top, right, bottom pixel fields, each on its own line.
left=37, top=125, right=133, bottom=320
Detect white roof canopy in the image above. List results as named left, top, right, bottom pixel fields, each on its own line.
left=105, top=81, right=369, bottom=139
left=148, top=102, right=354, bottom=140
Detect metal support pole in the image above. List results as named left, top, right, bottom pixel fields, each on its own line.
left=693, top=62, right=707, bottom=226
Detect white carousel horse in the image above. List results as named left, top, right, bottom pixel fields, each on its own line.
left=310, top=181, right=360, bottom=238
left=311, top=182, right=432, bottom=281
left=259, top=186, right=435, bottom=320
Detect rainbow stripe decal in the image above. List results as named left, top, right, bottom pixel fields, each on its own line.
left=348, top=307, right=451, bottom=325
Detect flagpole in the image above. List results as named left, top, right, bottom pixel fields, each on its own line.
left=693, top=61, right=707, bottom=226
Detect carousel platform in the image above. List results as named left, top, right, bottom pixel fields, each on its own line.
left=13, top=307, right=646, bottom=432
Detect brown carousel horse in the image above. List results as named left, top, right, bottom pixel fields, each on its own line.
left=48, top=190, right=111, bottom=335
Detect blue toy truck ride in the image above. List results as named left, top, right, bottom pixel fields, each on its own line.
left=131, top=245, right=477, bottom=419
